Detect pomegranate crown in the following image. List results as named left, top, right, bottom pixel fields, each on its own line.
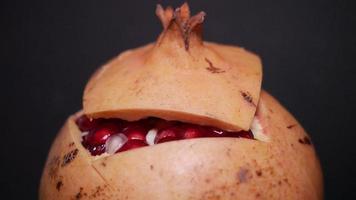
left=156, top=3, right=206, bottom=50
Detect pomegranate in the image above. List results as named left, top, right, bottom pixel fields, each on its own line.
left=40, top=3, right=323, bottom=200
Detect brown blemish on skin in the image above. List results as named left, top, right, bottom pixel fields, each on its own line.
left=298, top=136, right=312, bottom=145
left=62, top=149, right=79, bottom=167
left=101, top=162, right=106, bottom=167
left=56, top=181, right=63, bottom=191
left=75, top=187, right=83, bottom=200
left=226, top=148, right=231, bottom=157
left=200, top=190, right=222, bottom=200
left=264, top=166, right=275, bottom=176
left=205, top=58, right=225, bottom=73
left=131, top=78, right=145, bottom=96
left=287, top=124, right=297, bottom=129
left=90, top=186, right=103, bottom=198
left=89, top=185, right=110, bottom=199
left=237, top=167, right=250, bottom=183
left=240, top=91, right=256, bottom=107
left=69, top=142, right=75, bottom=147
left=135, top=87, right=143, bottom=95
left=205, top=178, right=211, bottom=183
left=150, top=164, right=154, bottom=170
left=283, top=178, right=291, bottom=187
left=256, top=170, right=262, bottom=177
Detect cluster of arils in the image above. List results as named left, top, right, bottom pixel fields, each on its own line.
left=76, top=115, right=254, bottom=156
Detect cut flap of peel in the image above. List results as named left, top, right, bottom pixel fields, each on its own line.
left=83, top=3, right=262, bottom=131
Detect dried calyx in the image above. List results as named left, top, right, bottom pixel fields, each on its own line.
left=156, top=3, right=206, bottom=50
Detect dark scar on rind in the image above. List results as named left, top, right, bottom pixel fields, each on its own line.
left=287, top=124, right=297, bottom=129
left=205, top=58, right=225, bottom=73
left=298, top=137, right=312, bottom=145
left=240, top=91, right=256, bottom=107
left=62, top=149, right=79, bottom=167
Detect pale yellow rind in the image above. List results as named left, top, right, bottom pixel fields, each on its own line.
left=83, top=39, right=262, bottom=131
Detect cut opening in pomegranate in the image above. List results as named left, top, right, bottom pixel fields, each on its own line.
left=75, top=115, right=255, bottom=156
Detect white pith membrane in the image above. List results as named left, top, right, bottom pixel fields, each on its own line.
left=146, top=129, right=157, bottom=146
left=78, top=115, right=269, bottom=157
left=81, top=131, right=89, bottom=137
left=105, top=134, right=128, bottom=154
left=251, top=117, right=270, bottom=142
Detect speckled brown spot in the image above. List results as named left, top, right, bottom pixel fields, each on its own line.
left=205, top=58, right=225, bottom=73
left=287, top=124, right=297, bottom=129
left=237, top=167, right=250, bottom=183
left=200, top=190, right=221, bottom=200
left=283, top=178, right=291, bottom=187
left=240, top=91, right=256, bottom=107
left=256, top=170, right=262, bottom=177
left=75, top=187, right=83, bottom=200
left=56, top=181, right=63, bottom=191
left=62, top=149, right=79, bottom=167
left=89, top=186, right=103, bottom=198
left=298, top=136, right=312, bottom=145
left=226, top=148, right=231, bottom=157
left=135, top=87, right=143, bottom=95
left=265, top=166, right=275, bottom=176
left=69, top=142, right=75, bottom=147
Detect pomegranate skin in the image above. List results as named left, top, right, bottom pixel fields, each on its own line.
left=83, top=4, right=262, bottom=132
left=39, top=91, right=323, bottom=200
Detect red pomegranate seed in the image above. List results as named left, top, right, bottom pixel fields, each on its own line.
left=155, top=119, right=178, bottom=130
left=75, top=115, right=98, bottom=132
left=85, top=123, right=119, bottom=146
left=155, top=127, right=180, bottom=144
left=138, top=117, right=159, bottom=128
left=124, top=126, right=147, bottom=141
left=181, top=126, right=204, bottom=139
left=88, top=144, right=106, bottom=156
left=117, top=140, right=148, bottom=152
left=126, top=130, right=146, bottom=140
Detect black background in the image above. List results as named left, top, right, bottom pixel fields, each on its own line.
left=2, top=0, right=356, bottom=199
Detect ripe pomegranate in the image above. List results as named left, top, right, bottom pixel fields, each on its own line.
left=40, top=3, right=323, bottom=200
